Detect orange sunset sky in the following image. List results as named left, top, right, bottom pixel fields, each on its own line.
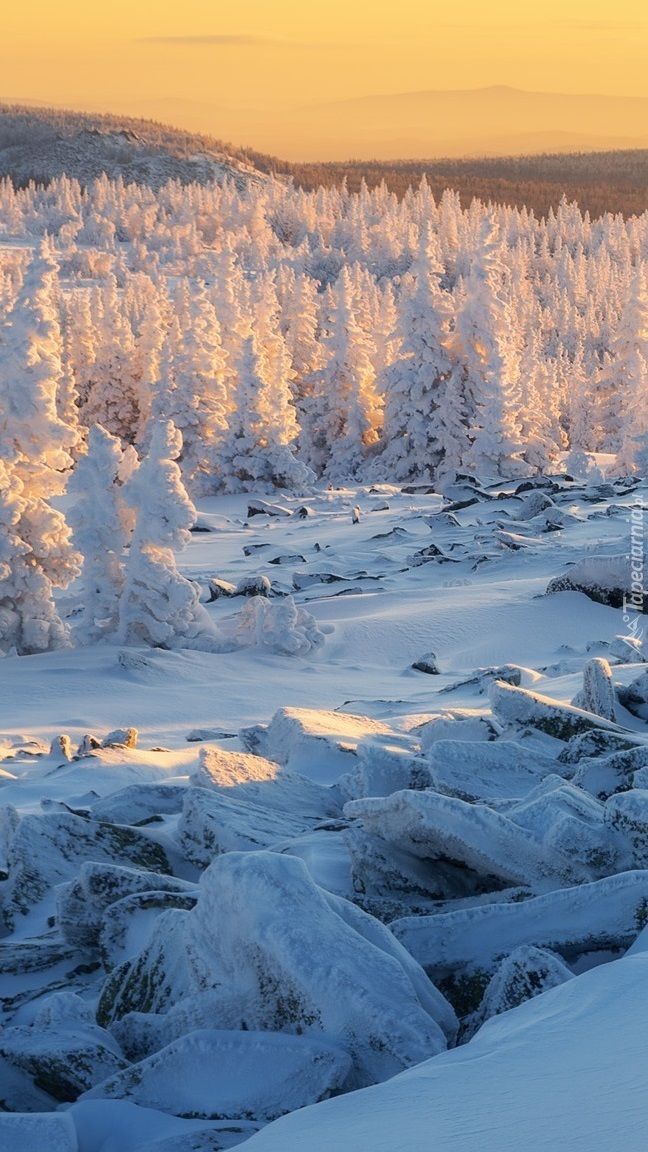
left=2, top=1, right=648, bottom=159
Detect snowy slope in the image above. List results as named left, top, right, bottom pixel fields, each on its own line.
left=2, top=473, right=648, bottom=1150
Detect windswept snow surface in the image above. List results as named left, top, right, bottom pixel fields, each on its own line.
left=3, top=475, right=648, bottom=1150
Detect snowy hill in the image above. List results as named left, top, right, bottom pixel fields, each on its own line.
left=0, top=104, right=272, bottom=190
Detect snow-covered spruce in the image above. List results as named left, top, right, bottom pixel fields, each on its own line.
left=0, top=241, right=80, bottom=655
left=116, top=420, right=218, bottom=650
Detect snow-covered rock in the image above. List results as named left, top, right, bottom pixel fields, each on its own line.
left=462, top=945, right=574, bottom=1040
left=89, top=784, right=184, bottom=825
left=239, top=946, right=648, bottom=1152
left=424, top=739, right=559, bottom=802
left=491, top=680, right=624, bottom=741
left=338, top=741, right=432, bottom=801
left=241, top=707, right=394, bottom=785
left=605, top=790, right=648, bottom=867
left=97, top=851, right=456, bottom=1088
left=572, top=657, right=617, bottom=721
left=508, top=777, right=626, bottom=877
left=572, top=745, right=648, bottom=800
left=0, top=995, right=129, bottom=1101
left=344, top=789, right=593, bottom=891
left=82, top=1029, right=352, bottom=1120
left=419, top=711, right=500, bottom=750
left=547, top=554, right=647, bottom=612
left=1, top=812, right=171, bottom=930
left=178, top=747, right=339, bottom=865
left=56, top=861, right=196, bottom=950
left=392, top=869, right=648, bottom=989
left=100, top=889, right=199, bottom=970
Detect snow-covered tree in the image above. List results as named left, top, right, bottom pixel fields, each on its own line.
left=0, top=241, right=80, bottom=654
left=117, top=421, right=217, bottom=649
left=302, top=267, right=381, bottom=480
left=83, top=274, right=141, bottom=445
left=147, top=281, right=230, bottom=495
left=455, top=216, right=527, bottom=480
left=215, top=321, right=312, bottom=493
left=374, top=227, right=455, bottom=482
left=67, top=424, right=136, bottom=642
left=613, top=268, right=648, bottom=474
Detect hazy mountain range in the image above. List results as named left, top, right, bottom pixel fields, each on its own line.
left=9, top=85, right=648, bottom=161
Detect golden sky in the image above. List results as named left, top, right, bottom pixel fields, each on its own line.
left=3, top=1, right=648, bottom=159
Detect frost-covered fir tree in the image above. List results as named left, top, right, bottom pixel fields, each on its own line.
left=215, top=328, right=312, bottom=492
left=455, top=216, right=527, bottom=480
left=67, top=425, right=136, bottom=642
left=302, top=267, right=381, bottom=480
left=0, top=241, right=80, bottom=654
left=83, top=274, right=141, bottom=446
left=374, top=227, right=455, bottom=482
left=613, top=268, right=648, bottom=475
left=117, top=421, right=217, bottom=649
left=518, top=326, right=564, bottom=473
left=147, top=280, right=230, bottom=495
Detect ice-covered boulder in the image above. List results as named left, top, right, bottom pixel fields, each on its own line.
left=178, top=785, right=331, bottom=866
left=419, top=712, right=500, bottom=750
left=0, top=1056, right=59, bottom=1112
left=546, top=554, right=647, bottom=612
left=241, top=707, right=394, bottom=785
left=178, top=749, right=339, bottom=866
left=424, top=740, right=559, bottom=803
left=439, top=664, right=523, bottom=695
left=89, top=784, right=184, bottom=825
left=513, top=491, right=556, bottom=520
left=491, top=680, right=624, bottom=741
left=82, top=1029, right=352, bottom=1121
left=98, top=851, right=456, bottom=1088
left=189, top=746, right=339, bottom=819
left=103, top=727, right=138, bottom=749
left=344, top=822, right=489, bottom=911
left=56, top=861, right=196, bottom=950
left=508, top=777, right=626, bottom=877
left=338, top=740, right=432, bottom=801
left=1, top=812, right=171, bottom=931
left=617, top=668, right=648, bottom=720
left=571, top=657, right=617, bottom=721
left=69, top=1099, right=258, bottom=1152
left=0, top=1000, right=129, bottom=1102
left=100, top=889, right=199, bottom=970
left=462, top=945, right=574, bottom=1040
left=557, top=728, right=641, bottom=764
left=572, top=745, right=648, bottom=801
left=392, top=870, right=648, bottom=996
left=605, top=790, right=648, bottom=867
left=344, top=789, right=593, bottom=891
